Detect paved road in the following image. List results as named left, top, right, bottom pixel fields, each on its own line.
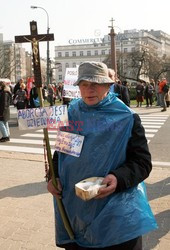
left=0, top=105, right=169, bottom=249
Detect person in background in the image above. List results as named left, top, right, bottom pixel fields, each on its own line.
left=47, top=84, right=55, bottom=106
left=165, top=86, right=170, bottom=108
left=0, top=81, right=12, bottom=142
left=47, top=61, right=157, bottom=250
left=57, top=82, right=63, bottom=102
left=159, top=78, right=167, bottom=112
left=108, top=69, right=130, bottom=107
left=155, top=80, right=161, bottom=106
left=15, top=83, right=27, bottom=110
left=135, top=81, right=145, bottom=107
left=30, top=83, right=39, bottom=108
left=144, top=82, right=154, bottom=107
left=13, top=79, right=24, bottom=96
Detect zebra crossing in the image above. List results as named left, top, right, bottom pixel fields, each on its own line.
left=0, top=114, right=169, bottom=155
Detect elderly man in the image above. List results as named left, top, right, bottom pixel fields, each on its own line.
left=47, top=62, right=157, bottom=250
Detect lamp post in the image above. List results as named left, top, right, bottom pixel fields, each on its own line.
left=49, top=63, right=61, bottom=84
left=31, top=5, right=50, bottom=85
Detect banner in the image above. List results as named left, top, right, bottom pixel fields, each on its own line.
left=17, top=105, right=68, bottom=130
left=63, top=67, right=81, bottom=99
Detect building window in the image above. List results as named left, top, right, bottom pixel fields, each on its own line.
left=87, top=51, right=91, bottom=56
left=94, top=50, right=98, bottom=56
left=65, top=52, right=69, bottom=57
left=65, top=63, right=69, bottom=68
left=124, top=48, right=128, bottom=53
left=131, top=47, right=135, bottom=52
left=59, top=75, right=62, bottom=80
left=58, top=65, right=62, bottom=72
left=101, top=50, right=106, bottom=55
left=73, top=62, right=76, bottom=68
left=58, top=52, right=62, bottom=57
left=80, top=51, right=83, bottom=56
left=72, top=51, right=76, bottom=57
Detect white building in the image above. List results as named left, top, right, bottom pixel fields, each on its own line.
left=54, top=29, right=170, bottom=82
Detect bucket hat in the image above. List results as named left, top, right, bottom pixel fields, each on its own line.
left=74, top=61, right=114, bottom=86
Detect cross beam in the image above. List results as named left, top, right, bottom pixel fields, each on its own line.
left=15, top=21, right=54, bottom=87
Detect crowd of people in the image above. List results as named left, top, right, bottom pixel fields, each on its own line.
left=0, top=79, right=64, bottom=142
left=135, top=78, right=169, bottom=112
left=11, top=79, right=64, bottom=109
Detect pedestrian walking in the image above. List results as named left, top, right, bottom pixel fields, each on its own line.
left=144, top=82, right=154, bottom=107
left=47, top=61, right=157, bottom=250
left=159, top=78, right=167, bottom=112
left=47, top=84, right=55, bottom=106
left=155, top=80, right=161, bottom=106
left=0, top=81, right=12, bottom=142
left=15, top=83, right=27, bottom=110
left=136, top=81, right=144, bottom=107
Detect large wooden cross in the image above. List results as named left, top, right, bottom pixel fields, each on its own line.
left=15, top=20, right=54, bottom=87
left=15, top=21, right=74, bottom=239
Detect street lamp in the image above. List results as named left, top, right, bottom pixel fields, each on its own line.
left=31, top=5, right=50, bottom=85
left=49, top=63, right=61, bottom=84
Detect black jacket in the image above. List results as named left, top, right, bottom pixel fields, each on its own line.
left=114, top=83, right=130, bottom=107
left=52, top=113, right=152, bottom=192
left=0, top=90, right=12, bottom=121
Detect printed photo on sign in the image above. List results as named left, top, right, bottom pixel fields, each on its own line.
left=17, top=105, right=68, bottom=130
left=55, top=131, right=84, bottom=157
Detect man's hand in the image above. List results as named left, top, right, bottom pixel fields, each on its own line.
left=47, top=178, right=62, bottom=199
left=95, top=174, right=118, bottom=199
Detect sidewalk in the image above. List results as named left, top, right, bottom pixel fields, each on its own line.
left=0, top=152, right=169, bottom=250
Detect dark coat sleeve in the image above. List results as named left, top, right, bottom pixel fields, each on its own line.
left=110, top=113, right=152, bottom=192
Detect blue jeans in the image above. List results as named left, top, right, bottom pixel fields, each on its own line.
left=160, top=93, right=167, bottom=109
left=0, top=121, right=10, bottom=137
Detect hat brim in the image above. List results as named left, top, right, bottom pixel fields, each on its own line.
left=73, top=76, right=114, bottom=86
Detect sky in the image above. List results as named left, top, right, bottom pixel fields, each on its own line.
left=0, top=0, right=169, bottom=59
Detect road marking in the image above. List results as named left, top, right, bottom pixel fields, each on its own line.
left=152, top=161, right=170, bottom=167
left=142, top=122, right=164, bottom=125
left=0, top=145, right=55, bottom=154
left=141, top=119, right=166, bottom=122
left=10, top=138, right=56, bottom=145
left=144, top=125, right=161, bottom=128
left=21, top=133, right=57, bottom=139
left=145, top=129, right=158, bottom=133
left=145, top=134, right=155, bottom=138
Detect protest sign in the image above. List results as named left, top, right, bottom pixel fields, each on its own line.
left=18, top=105, right=68, bottom=130
left=55, top=131, right=84, bottom=157
left=63, top=67, right=81, bottom=99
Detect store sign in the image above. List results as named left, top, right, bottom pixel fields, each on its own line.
left=68, top=37, right=104, bottom=45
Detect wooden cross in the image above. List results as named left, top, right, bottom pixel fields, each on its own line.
left=15, top=21, right=74, bottom=239
left=15, top=20, right=54, bottom=87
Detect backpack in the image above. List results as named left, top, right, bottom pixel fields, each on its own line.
left=162, top=84, right=169, bottom=93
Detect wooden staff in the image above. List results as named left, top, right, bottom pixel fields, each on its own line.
left=15, top=21, right=74, bottom=240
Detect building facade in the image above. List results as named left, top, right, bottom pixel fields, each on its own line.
left=54, top=29, right=170, bottom=83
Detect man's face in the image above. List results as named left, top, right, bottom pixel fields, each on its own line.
left=79, top=81, right=110, bottom=106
